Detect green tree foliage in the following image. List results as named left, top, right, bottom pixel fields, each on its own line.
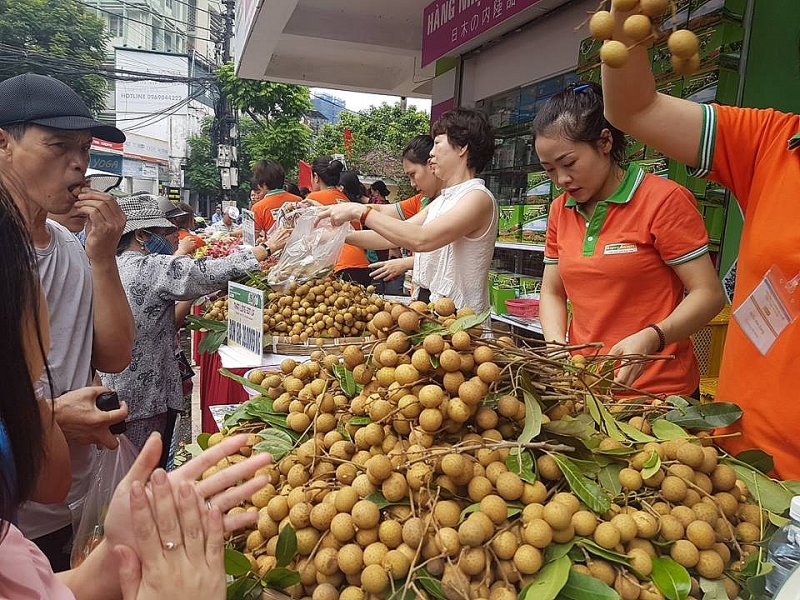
left=310, top=103, right=430, bottom=199
left=0, top=0, right=108, bottom=113
left=185, top=119, right=220, bottom=199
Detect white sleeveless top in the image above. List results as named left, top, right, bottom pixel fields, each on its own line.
left=413, top=178, right=498, bottom=314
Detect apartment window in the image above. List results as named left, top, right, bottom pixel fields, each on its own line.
left=165, top=33, right=173, bottom=52
left=166, top=0, right=173, bottom=7
left=108, top=14, right=123, bottom=37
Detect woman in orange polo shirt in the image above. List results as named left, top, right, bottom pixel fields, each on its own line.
left=306, top=156, right=371, bottom=285
left=251, top=159, right=302, bottom=236
left=535, top=82, right=725, bottom=397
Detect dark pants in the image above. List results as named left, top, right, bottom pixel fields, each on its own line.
left=33, top=524, right=73, bottom=572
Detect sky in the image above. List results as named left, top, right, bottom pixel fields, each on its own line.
left=311, top=88, right=431, bottom=114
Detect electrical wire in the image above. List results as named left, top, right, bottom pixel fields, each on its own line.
left=74, top=0, right=217, bottom=38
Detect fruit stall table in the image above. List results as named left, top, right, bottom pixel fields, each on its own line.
left=197, top=338, right=307, bottom=433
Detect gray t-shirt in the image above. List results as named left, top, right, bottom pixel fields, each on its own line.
left=18, top=220, right=96, bottom=539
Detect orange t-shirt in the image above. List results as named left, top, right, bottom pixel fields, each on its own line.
left=690, top=104, right=800, bottom=479
left=252, top=190, right=302, bottom=234
left=395, top=193, right=430, bottom=220
left=178, top=229, right=205, bottom=249
left=306, top=188, right=369, bottom=271
left=544, top=165, right=709, bottom=396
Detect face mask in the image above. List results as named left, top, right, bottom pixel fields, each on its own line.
left=142, top=231, right=174, bottom=255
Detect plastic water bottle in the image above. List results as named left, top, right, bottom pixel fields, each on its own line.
left=766, top=496, right=800, bottom=597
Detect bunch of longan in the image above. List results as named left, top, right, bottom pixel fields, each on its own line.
left=590, top=0, right=701, bottom=75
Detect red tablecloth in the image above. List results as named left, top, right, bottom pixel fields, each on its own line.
left=198, top=340, right=250, bottom=433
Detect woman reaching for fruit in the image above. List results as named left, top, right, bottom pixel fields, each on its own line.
left=0, top=177, right=272, bottom=600
left=600, top=3, right=800, bottom=478
left=534, top=81, right=724, bottom=397
left=98, top=194, right=287, bottom=466
left=316, top=109, right=497, bottom=314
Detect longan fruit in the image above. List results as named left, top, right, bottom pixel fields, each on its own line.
left=361, top=563, right=389, bottom=595
left=692, top=501, right=719, bottom=526
left=594, top=521, right=622, bottom=549
left=543, top=502, right=572, bottom=530
left=366, top=455, right=393, bottom=483
left=612, top=0, right=640, bottom=10
left=711, top=464, right=737, bottom=492
left=735, top=521, right=761, bottom=543
left=266, top=495, right=290, bottom=522
left=521, top=480, right=548, bottom=505
left=496, top=472, right=524, bottom=501
left=473, top=345, right=495, bottom=364
left=667, top=463, right=696, bottom=483
left=572, top=510, right=598, bottom=537
left=337, top=543, right=364, bottom=575
left=492, top=530, right=518, bottom=560
left=458, top=518, right=486, bottom=547
left=694, top=472, right=713, bottom=495
left=435, top=297, right=456, bottom=317
left=523, top=518, right=553, bottom=549
left=628, top=547, right=653, bottom=576
left=738, top=503, right=764, bottom=526
left=616, top=572, right=642, bottom=600
left=362, top=541, right=389, bottom=566
left=611, top=513, right=639, bottom=543
left=537, top=454, right=562, bottom=481
left=686, top=520, right=716, bottom=550
left=480, top=494, right=509, bottom=525
left=522, top=502, right=545, bottom=523
left=351, top=500, right=380, bottom=529
left=600, top=40, right=629, bottom=69
left=619, top=467, right=643, bottom=491
left=310, top=502, right=337, bottom=531
left=476, top=361, right=501, bottom=384
left=671, top=539, right=700, bottom=568
left=632, top=511, right=659, bottom=539
left=589, top=10, right=615, bottom=41
left=402, top=517, right=425, bottom=550
left=513, top=545, right=543, bottom=575
left=671, top=53, right=701, bottom=76
left=552, top=492, right=580, bottom=515
left=468, top=475, right=494, bottom=502
left=435, top=527, right=461, bottom=558
left=382, top=472, right=409, bottom=502
left=552, top=523, right=576, bottom=544
left=587, top=559, right=616, bottom=586
left=330, top=512, right=356, bottom=543
left=668, top=29, right=700, bottom=59
left=661, top=475, right=689, bottom=502
left=289, top=502, right=312, bottom=529
left=458, top=547, right=487, bottom=576
left=659, top=514, right=685, bottom=542
left=419, top=407, right=443, bottom=432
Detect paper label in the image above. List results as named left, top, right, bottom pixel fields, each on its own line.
left=227, top=282, right=264, bottom=363
left=242, top=209, right=256, bottom=247
left=734, top=265, right=799, bottom=355
left=604, top=243, right=638, bottom=255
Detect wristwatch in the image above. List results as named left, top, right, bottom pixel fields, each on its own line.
left=260, top=243, right=272, bottom=257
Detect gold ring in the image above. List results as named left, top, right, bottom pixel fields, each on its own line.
left=206, top=501, right=214, bottom=511
left=163, top=540, right=181, bottom=551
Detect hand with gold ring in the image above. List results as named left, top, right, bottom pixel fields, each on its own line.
left=114, top=469, right=225, bottom=600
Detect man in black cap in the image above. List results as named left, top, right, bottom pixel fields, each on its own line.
left=0, top=73, right=134, bottom=570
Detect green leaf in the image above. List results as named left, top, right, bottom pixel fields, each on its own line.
left=224, top=548, right=253, bottom=576
left=416, top=568, right=447, bottom=600
left=220, top=368, right=271, bottom=397
left=332, top=364, right=362, bottom=398
left=518, top=387, right=544, bottom=444
left=783, top=480, right=800, bottom=495
left=597, top=463, right=624, bottom=496
left=197, top=433, right=211, bottom=450
left=585, top=394, right=625, bottom=441
left=459, top=503, right=480, bottom=522
left=769, top=511, right=790, bottom=527
left=551, top=454, right=611, bottom=514
left=543, top=414, right=598, bottom=440
left=650, top=556, right=691, bottom=600
left=735, top=449, right=775, bottom=474
left=226, top=576, right=262, bottom=600
left=578, top=539, right=631, bottom=567
left=616, top=420, right=657, bottom=443
left=260, top=566, right=301, bottom=589
left=641, top=451, right=662, bottom=481
left=663, top=402, right=743, bottom=430
left=506, top=448, right=536, bottom=483
left=186, top=315, right=228, bottom=332
left=558, top=569, right=620, bottom=600
left=365, top=492, right=409, bottom=509
left=223, top=404, right=252, bottom=428
left=546, top=541, right=576, bottom=562
left=745, top=572, right=770, bottom=600
left=199, top=329, right=227, bottom=354
left=520, top=555, right=571, bottom=600
left=253, top=429, right=295, bottom=461
left=698, top=577, right=727, bottom=600
left=665, top=395, right=692, bottom=409
left=651, top=419, right=690, bottom=441
left=448, top=309, right=490, bottom=332
left=348, top=416, right=373, bottom=426
left=275, top=525, right=297, bottom=567
left=184, top=442, right=204, bottom=457
left=725, top=459, right=794, bottom=515
left=430, top=353, right=440, bottom=369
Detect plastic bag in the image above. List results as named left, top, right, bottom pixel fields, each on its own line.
left=267, top=208, right=349, bottom=290
left=70, top=435, right=138, bottom=568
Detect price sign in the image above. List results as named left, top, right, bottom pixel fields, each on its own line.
left=227, top=282, right=264, bottom=363
left=242, top=208, right=256, bottom=247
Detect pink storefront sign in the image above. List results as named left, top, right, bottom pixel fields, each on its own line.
left=422, top=0, right=543, bottom=67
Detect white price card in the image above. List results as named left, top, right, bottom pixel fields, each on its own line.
left=242, top=208, right=256, bottom=247
left=734, top=265, right=799, bottom=355
left=227, top=282, right=264, bottom=363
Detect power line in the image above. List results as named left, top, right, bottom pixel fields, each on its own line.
left=75, top=0, right=217, bottom=38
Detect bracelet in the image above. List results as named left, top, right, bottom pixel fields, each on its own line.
left=647, top=324, right=666, bottom=353
left=260, top=243, right=271, bottom=257
left=360, top=205, right=374, bottom=226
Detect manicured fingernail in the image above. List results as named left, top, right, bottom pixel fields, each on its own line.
left=152, top=470, right=167, bottom=486
left=131, top=481, right=145, bottom=498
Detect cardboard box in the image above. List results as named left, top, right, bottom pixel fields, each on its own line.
left=635, top=158, right=670, bottom=178
left=491, top=285, right=518, bottom=315
left=688, top=0, right=746, bottom=30
left=520, top=212, right=548, bottom=245
left=626, top=136, right=647, bottom=162
left=551, top=180, right=565, bottom=200
left=518, top=276, right=543, bottom=298
left=695, top=23, right=744, bottom=70
left=681, top=67, right=739, bottom=105
left=497, top=205, right=522, bottom=242
left=526, top=171, right=551, bottom=205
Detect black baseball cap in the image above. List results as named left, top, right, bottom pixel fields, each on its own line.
left=0, top=73, right=125, bottom=143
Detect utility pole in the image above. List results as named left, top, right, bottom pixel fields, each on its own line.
left=214, top=0, right=238, bottom=208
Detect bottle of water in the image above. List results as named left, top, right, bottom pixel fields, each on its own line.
left=766, top=496, right=800, bottom=597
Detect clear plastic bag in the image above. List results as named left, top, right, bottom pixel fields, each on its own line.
left=70, top=435, right=138, bottom=568
left=267, top=208, right=349, bottom=290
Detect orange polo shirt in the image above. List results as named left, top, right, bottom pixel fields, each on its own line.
left=306, top=188, right=369, bottom=272
left=178, top=229, right=205, bottom=249
left=544, top=165, right=709, bottom=396
left=690, top=104, right=800, bottom=479
left=252, top=190, right=302, bottom=234
left=395, top=193, right=430, bottom=220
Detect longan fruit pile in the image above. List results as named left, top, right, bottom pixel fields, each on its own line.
left=200, top=299, right=765, bottom=600
left=202, top=277, right=388, bottom=343
left=591, top=0, right=701, bottom=75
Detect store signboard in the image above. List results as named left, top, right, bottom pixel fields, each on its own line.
left=89, top=154, right=123, bottom=175
left=124, top=132, right=170, bottom=165
left=227, top=282, right=264, bottom=363
left=422, top=0, right=543, bottom=66
left=115, top=49, right=189, bottom=116
left=242, top=209, right=256, bottom=247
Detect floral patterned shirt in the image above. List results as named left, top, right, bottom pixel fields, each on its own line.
left=99, top=250, right=259, bottom=420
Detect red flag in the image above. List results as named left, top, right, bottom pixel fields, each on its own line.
left=343, top=127, right=354, bottom=155
left=298, top=160, right=312, bottom=189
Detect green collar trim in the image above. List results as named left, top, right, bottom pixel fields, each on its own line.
left=262, top=189, right=284, bottom=197
left=421, top=196, right=430, bottom=208
left=564, top=164, right=646, bottom=256
left=789, top=133, right=800, bottom=150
